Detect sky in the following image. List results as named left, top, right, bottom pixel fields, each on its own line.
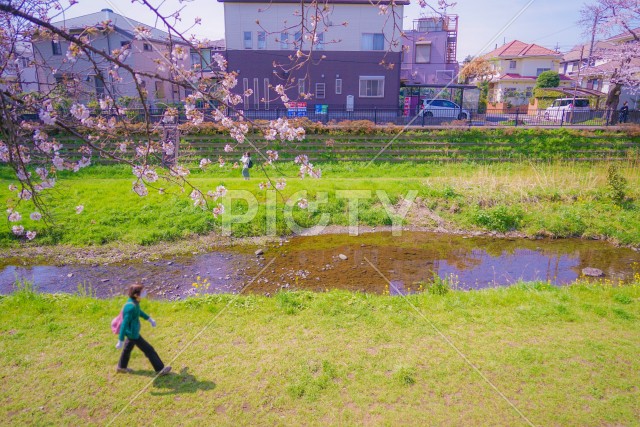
left=57, top=0, right=590, bottom=59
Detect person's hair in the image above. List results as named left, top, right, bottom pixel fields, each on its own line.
left=128, top=283, right=145, bottom=298
left=245, top=151, right=250, bottom=157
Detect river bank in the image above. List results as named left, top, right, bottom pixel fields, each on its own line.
left=2, top=284, right=639, bottom=425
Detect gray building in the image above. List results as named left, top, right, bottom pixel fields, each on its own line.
left=32, top=8, right=190, bottom=106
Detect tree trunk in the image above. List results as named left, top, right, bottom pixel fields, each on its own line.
left=605, top=83, right=622, bottom=125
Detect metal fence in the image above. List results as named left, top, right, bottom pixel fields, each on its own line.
left=21, top=107, right=640, bottom=127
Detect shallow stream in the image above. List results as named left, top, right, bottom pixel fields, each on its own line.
left=2, top=232, right=639, bottom=299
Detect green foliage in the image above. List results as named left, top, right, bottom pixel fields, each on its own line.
left=1, top=284, right=640, bottom=425
left=536, top=71, right=560, bottom=88
left=606, top=164, right=628, bottom=205
left=472, top=205, right=524, bottom=232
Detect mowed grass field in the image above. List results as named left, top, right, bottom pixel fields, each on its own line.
left=1, top=161, right=639, bottom=248
left=1, top=281, right=639, bottom=426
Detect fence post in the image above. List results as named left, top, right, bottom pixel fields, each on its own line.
left=515, top=108, right=519, bottom=127
left=560, top=110, right=565, bottom=127
left=374, top=107, right=377, bottom=125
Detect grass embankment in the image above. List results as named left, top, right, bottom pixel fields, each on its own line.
left=2, top=161, right=639, bottom=248
left=1, top=282, right=639, bottom=425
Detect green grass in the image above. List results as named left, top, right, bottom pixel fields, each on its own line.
left=1, top=280, right=639, bottom=425
left=2, top=161, right=640, bottom=247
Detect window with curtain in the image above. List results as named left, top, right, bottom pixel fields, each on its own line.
left=257, top=32, right=266, bottom=50
left=243, top=32, right=252, bottom=49
left=415, top=43, right=431, bottom=63
left=359, top=76, right=384, bottom=98
left=361, top=33, right=384, bottom=51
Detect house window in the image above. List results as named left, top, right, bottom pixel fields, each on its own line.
left=280, top=32, right=288, bottom=49
left=361, top=33, right=384, bottom=51
left=536, top=68, right=550, bottom=76
left=155, top=81, right=165, bottom=99
left=257, top=32, right=266, bottom=50
left=503, top=87, right=517, bottom=98
left=243, top=78, right=249, bottom=104
left=120, top=41, right=131, bottom=48
left=143, top=43, right=152, bottom=51
left=253, top=78, right=259, bottom=108
left=316, top=33, right=324, bottom=50
left=52, top=40, right=62, bottom=55
left=19, top=57, right=29, bottom=69
left=294, top=31, right=302, bottom=48
left=359, top=76, right=384, bottom=98
left=315, top=83, right=326, bottom=99
left=191, top=52, right=200, bottom=69
left=525, top=86, right=533, bottom=97
left=298, top=78, right=305, bottom=95
left=243, top=32, right=252, bottom=49
left=415, top=43, right=431, bottom=64
left=335, top=78, right=342, bottom=95
left=509, top=60, right=517, bottom=69
left=264, top=78, right=270, bottom=109
left=436, top=70, right=454, bottom=81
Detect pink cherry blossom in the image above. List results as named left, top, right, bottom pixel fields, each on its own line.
left=75, top=205, right=84, bottom=214
left=26, top=231, right=37, bottom=240
left=30, top=212, right=42, bottom=221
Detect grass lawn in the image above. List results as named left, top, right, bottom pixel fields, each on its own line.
left=2, top=161, right=640, bottom=248
left=1, top=281, right=639, bottom=425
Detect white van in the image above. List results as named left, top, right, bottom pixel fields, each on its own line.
left=544, top=98, right=590, bottom=121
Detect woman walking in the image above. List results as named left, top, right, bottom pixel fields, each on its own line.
left=116, top=284, right=171, bottom=375
left=240, top=151, right=251, bottom=180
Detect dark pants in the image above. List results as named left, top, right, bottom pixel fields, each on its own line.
left=118, top=335, right=165, bottom=372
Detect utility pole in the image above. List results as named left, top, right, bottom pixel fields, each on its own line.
left=570, top=45, right=585, bottom=124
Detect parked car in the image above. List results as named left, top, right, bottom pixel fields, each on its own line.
left=419, top=99, right=470, bottom=120
left=544, top=98, right=590, bottom=121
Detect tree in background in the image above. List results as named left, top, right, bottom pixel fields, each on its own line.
left=535, top=71, right=560, bottom=88
left=579, top=0, right=639, bottom=122
left=459, top=57, right=495, bottom=114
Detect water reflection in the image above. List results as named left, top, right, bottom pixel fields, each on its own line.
left=1, top=232, right=638, bottom=298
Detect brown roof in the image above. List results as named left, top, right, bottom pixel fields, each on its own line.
left=606, top=27, right=640, bottom=42
left=562, top=41, right=615, bottom=62
left=484, top=40, right=560, bottom=58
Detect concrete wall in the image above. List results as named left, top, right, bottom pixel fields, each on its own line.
left=224, top=3, right=403, bottom=52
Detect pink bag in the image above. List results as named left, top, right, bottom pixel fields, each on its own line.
left=111, top=311, right=123, bottom=334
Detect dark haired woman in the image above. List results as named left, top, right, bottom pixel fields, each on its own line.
left=240, top=151, right=251, bottom=180
left=116, top=284, right=171, bottom=375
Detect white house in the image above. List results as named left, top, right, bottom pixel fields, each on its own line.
left=32, top=8, right=190, bottom=106
left=483, top=40, right=572, bottom=107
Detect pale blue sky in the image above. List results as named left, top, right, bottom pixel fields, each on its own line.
left=60, top=0, right=588, bottom=59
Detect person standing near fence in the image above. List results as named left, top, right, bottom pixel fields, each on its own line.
left=240, top=152, right=251, bottom=180
left=619, top=101, right=629, bottom=123
left=116, top=284, right=171, bottom=376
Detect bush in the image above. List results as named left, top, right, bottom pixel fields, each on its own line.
left=536, top=71, right=560, bottom=88
left=473, top=205, right=524, bottom=232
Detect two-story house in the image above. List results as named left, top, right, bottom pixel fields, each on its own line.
left=32, top=8, right=190, bottom=106
left=0, top=41, right=39, bottom=93
left=400, top=15, right=459, bottom=86
left=218, top=0, right=407, bottom=109
left=483, top=40, right=572, bottom=108
left=563, top=29, right=640, bottom=109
